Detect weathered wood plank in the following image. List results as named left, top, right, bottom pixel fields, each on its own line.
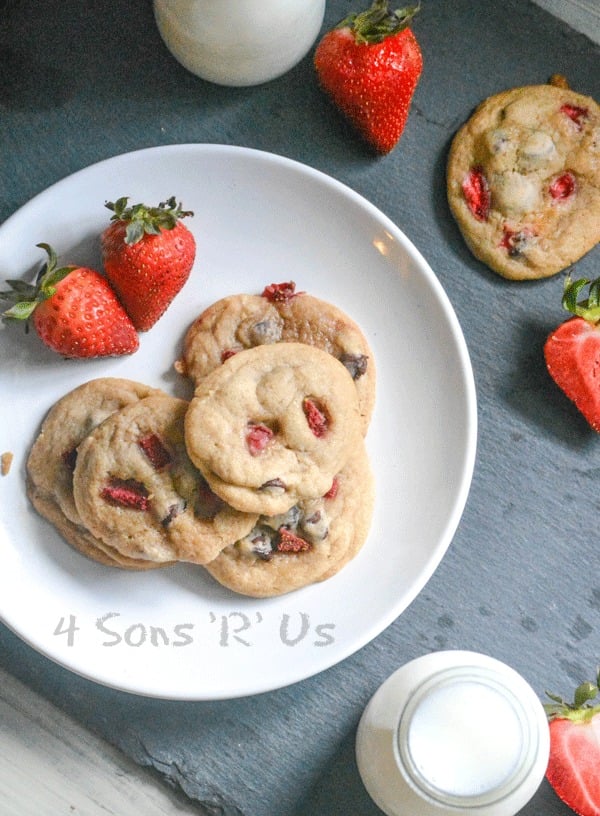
left=0, top=667, right=200, bottom=816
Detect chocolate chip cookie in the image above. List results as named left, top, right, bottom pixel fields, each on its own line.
left=447, top=82, right=600, bottom=279
left=184, top=343, right=363, bottom=515
left=73, top=395, right=257, bottom=564
left=204, top=442, right=374, bottom=597
left=28, top=489, right=164, bottom=569
left=178, top=283, right=375, bottom=431
left=27, top=377, right=168, bottom=569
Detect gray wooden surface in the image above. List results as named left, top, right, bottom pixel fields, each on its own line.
left=1, top=1, right=599, bottom=814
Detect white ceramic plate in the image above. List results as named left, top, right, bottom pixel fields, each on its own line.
left=0, top=145, right=476, bottom=700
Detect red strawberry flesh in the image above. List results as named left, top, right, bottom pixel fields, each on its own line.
left=462, top=167, right=490, bottom=221
left=560, top=103, right=589, bottom=129
left=544, top=317, right=600, bottom=431
left=324, top=477, right=339, bottom=499
left=276, top=527, right=311, bottom=553
left=100, top=478, right=150, bottom=510
left=138, top=434, right=172, bottom=470
left=550, top=172, right=576, bottom=200
left=303, top=397, right=329, bottom=438
left=547, top=714, right=600, bottom=816
left=34, top=268, right=139, bottom=358
left=261, top=281, right=298, bottom=302
left=246, top=423, right=274, bottom=456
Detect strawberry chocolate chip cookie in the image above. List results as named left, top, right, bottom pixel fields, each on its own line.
left=178, top=282, right=376, bottom=432
left=447, top=81, right=600, bottom=280
left=72, top=395, right=257, bottom=565
left=204, top=443, right=374, bottom=597
left=27, top=377, right=167, bottom=569
left=184, top=343, right=363, bottom=516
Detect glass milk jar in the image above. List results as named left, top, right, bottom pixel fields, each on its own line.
left=356, top=651, right=550, bottom=816
left=153, top=0, right=326, bottom=86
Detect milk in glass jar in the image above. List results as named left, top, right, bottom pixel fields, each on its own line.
left=153, top=0, right=326, bottom=86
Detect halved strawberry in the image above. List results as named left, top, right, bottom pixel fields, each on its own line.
left=102, top=196, right=196, bottom=331
left=544, top=276, right=600, bottom=431
left=545, top=669, right=600, bottom=816
left=0, top=243, right=138, bottom=358
left=314, top=0, right=423, bottom=154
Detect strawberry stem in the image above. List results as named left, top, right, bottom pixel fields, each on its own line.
left=339, top=0, right=421, bottom=44
left=562, top=275, right=600, bottom=324
left=545, top=668, right=600, bottom=722
left=0, top=243, right=74, bottom=322
left=105, top=196, right=193, bottom=245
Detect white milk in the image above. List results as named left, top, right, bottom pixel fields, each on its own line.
left=356, top=651, right=550, bottom=816
left=153, top=0, right=326, bottom=86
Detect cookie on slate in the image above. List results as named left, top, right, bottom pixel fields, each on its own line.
left=184, top=343, right=363, bottom=516
left=447, top=82, right=600, bottom=280
left=204, top=443, right=374, bottom=597
left=73, top=395, right=257, bottom=564
left=27, top=377, right=168, bottom=569
left=178, top=284, right=375, bottom=431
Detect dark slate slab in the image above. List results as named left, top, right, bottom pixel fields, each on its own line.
left=1, top=1, right=599, bottom=813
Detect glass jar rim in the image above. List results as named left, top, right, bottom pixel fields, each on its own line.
left=395, top=664, right=540, bottom=810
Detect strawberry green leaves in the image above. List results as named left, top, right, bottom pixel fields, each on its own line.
left=105, top=196, right=193, bottom=245
left=338, top=0, right=421, bottom=45
left=545, top=670, right=600, bottom=723
left=562, top=275, right=600, bottom=324
left=0, top=243, right=74, bottom=322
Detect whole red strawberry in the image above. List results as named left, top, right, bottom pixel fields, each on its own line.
left=544, top=275, right=600, bottom=431
left=102, top=196, right=196, bottom=331
left=544, top=670, right=600, bottom=816
left=0, top=243, right=138, bottom=358
left=314, top=0, right=423, bottom=154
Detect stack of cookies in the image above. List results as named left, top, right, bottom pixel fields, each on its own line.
left=27, top=284, right=376, bottom=597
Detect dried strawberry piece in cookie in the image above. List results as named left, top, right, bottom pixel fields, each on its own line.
left=138, top=433, right=172, bottom=470
left=261, top=281, right=301, bottom=302
left=100, top=477, right=150, bottom=510
left=549, top=172, right=577, bottom=201
left=221, top=348, right=240, bottom=362
left=246, top=422, right=274, bottom=455
left=500, top=226, right=536, bottom=258
left=303, top=397, right=329, bottom=438
left=462, top=166, right=490, bottom=221
left=276, top=527, right=311, bottom=553
left=560, top=103, right=589, bottom=130
left=323, top=477, right=339, bottom=499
